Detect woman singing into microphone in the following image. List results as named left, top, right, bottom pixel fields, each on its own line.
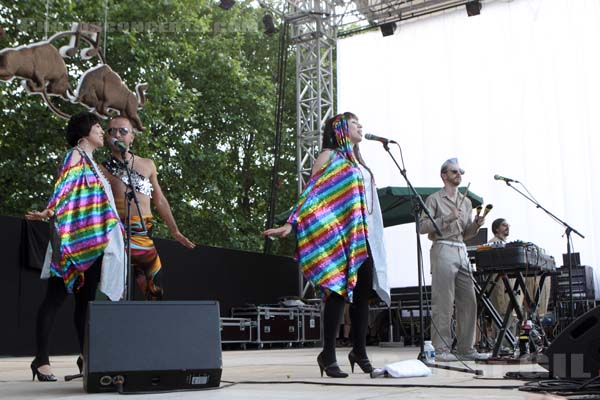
left=25, top=112, right=124, bottom=381
left=264, top=112, right=390, bottom=377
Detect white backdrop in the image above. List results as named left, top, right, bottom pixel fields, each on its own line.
left=337, top=0, right=600, bottom=296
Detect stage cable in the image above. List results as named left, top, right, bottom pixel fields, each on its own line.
left=263, top=16, right=290, bottom=254
left=220, top=379, right=521, bottom=389
left=101, top=377, right=600, bottom=396
left=115, top=381, right=237, bottom=395
left=519, top=375, right=600, bottom=397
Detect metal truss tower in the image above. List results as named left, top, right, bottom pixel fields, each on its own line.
left=285, top=0, right=493, bottom=190
left=287, top=0, right=336, bottom=191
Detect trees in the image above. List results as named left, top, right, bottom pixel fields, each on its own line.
left=0, top=0, right=298, bottom=253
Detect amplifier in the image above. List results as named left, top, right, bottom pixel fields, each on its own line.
left=552, top=265, right=595, bottom=301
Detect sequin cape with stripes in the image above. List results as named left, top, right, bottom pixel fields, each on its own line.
left=287, top=150, right=369, bottom=302
left=46, top=148, right=120, bottom=293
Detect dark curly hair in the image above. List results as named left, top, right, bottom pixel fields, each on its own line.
left=66, top=112, right=101, bottom=147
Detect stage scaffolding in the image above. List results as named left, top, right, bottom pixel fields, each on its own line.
left=288, top=0, right=336, bottom=190
left=285, top=0, right=489, bottom=189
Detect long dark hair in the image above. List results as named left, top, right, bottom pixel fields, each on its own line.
left=321, top=112, right=375, bottom=184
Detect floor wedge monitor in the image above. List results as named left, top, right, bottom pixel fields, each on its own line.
left=84, top=301, right=222, bottom=393
left=540, top=306, right=600, bottom=378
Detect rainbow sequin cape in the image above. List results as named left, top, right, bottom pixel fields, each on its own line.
left=46, top=148, right=120, bottom=293
left=287, top=151, right=369, bottom=302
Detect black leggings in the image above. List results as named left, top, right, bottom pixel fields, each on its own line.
left=34, top=257, right=102, bottom=364
left=322, top=253, right=374, bottom=364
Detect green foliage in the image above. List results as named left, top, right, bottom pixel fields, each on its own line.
left=0, top=0, right=299, bottom=254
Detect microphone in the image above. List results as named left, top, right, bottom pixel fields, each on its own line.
left=494, top=174, right=518, bottom=183
left=482, top=204, right=494, bottom=218
left=110, top=138, right=130, bottom=154
left=364, top=133, right=397, bottom=144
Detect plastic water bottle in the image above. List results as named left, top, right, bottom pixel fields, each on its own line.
left=424, top=340, right=435, bottom=363
left=518, top=320, right=532, bottom=357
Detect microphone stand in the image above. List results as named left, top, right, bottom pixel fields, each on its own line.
left=501, top=181, right=584, bottom=324
left=120, top=149, right=147, bottom=301
left=377, top=141, right=482, bottom=376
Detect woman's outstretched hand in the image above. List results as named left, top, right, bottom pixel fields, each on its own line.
left=262, top=223, right=293, bottom=239
left=25, top=209, right=54, bottom=221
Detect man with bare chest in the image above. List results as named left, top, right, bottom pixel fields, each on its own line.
left=99, top=117, right=195, bottom=300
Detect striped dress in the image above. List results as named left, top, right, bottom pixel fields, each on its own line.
left=46, top=148, right=121, bottom=293
left=287, top=150, right=369, bottom=302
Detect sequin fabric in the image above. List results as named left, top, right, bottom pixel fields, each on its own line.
left=128, top=215, right=163, bottom=300
left=103, top=156, right=154, bottom=197
left=46, top=148, right=121, bottom=293
left=287, top=117, right=369, bottom=302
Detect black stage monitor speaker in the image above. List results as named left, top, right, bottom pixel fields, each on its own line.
left=84, top=301, right=222, bottom=393
left=540, top=306, right=600, bottom=378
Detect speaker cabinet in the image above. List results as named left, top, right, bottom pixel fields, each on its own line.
left=541, top=306, right=600, bottom=378
left=84, top=301, right=222, bottom=393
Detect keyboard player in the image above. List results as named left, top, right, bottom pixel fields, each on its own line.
left=487, top=218, right=521, bottom=350
left=487, top=218, right=551, bottom=350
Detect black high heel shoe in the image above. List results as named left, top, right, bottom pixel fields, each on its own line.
left=30, top=360, right=57, bottom=382
left=348, top=350, right=373, bottom=373
left=317, top=352, right=348, bottom=378
left=76, top=356, right=83, bottom=373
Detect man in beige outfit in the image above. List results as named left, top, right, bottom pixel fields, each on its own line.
left=419, top=158, right=489, bottom=362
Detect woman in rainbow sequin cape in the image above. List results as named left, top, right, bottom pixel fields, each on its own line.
left=25, top=112, right=124, bottom=382
left=264, top=113, right=390, bottom=378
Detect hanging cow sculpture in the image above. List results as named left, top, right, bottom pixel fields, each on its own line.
left=0, top=42, right=72, bottom=100
left=0, top=23, right=147, bottom=129
left=75, top=64, right=147, bottom=131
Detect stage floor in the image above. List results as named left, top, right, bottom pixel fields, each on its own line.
left=0, top=346, right=554, bottom=399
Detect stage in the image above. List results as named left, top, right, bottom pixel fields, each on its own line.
left=0, top=346, right=553, bottom=399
